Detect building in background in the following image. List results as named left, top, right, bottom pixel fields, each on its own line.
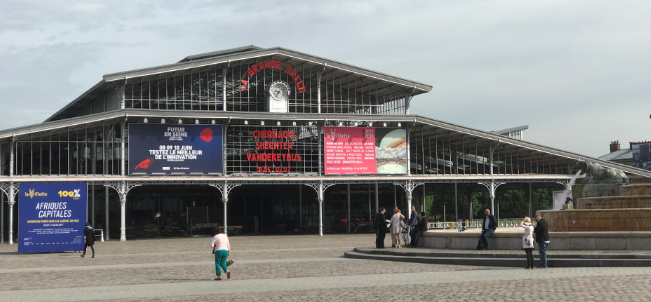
left=491, top=125, right=528, bottom=140
left=599, top=140, right=651, bottom=170
left=2, top=46, right=650, bottom=244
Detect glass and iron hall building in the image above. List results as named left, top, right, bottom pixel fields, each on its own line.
left=1, top=45, right=650, bottom=243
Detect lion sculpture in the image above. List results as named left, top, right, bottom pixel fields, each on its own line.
left=577, top=161, right=628, bottom=184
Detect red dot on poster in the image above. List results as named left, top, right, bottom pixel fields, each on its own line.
left=200, top=128, right=213, bottom=142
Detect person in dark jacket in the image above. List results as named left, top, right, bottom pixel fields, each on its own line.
left=373, top=207, right=387, bottom=248
left=533, top=214, right=550, bottom=268
left=406, top=206, right=417, bottom=245
left=479, top=209, right=498, bottom=250
left=81, top=222, right=95, bottom=258
left=410, top=212, right=428, bottom=247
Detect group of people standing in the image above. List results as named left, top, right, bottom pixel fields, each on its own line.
left=374, top=206, right=428, bottom=248
left=520, top=215, right=550, bottom=269
left=479, top=209, right=550, bottom=268
left=373, top=206, right=550, bottom=269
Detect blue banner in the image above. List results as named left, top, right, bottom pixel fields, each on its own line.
left=18, top=183, right=87, bottom=253
left=129, top=124, right=223, bottom=174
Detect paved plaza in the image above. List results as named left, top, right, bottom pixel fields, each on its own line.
left=2, top=234, right=651, bottom=301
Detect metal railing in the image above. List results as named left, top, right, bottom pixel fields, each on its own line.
left=428, top=218, right=536, bottom=232
left=122, top=216, right=259, bottom=239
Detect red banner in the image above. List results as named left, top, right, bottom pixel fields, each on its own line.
left=324, top=127, right=376, bottom=174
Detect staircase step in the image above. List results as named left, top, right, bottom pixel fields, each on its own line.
left=346, top=249, right=651, bottom=267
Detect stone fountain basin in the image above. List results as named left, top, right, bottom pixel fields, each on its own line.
left=420, top=228, right=651, bottom=250
left=575, top=195, right=651, bottom=209
left=537, top=208, right=651, bottom=232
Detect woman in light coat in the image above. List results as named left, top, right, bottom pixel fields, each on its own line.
left=390, top=209, right=405, bottom=248
left=211, top=229, right=231, bottom=280
left=520, top=217, right=535, bottom=269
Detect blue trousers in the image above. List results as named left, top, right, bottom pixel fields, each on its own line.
left=214, top=250, right=228, bottom=276
left=538, top=242, right=548, bottom=267
left=412, top=231, right=425, bottom=247
left=479, top=229, right=495, bottom=249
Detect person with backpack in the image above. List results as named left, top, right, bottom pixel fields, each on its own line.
left=478, top=209, right=498, bottom=250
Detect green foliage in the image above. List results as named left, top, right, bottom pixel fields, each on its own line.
left=426, top=187, right=554, bottom=221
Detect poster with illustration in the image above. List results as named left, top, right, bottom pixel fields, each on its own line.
left=129, top=124, right=223, bottom=174
left=18, top=183, right=87, bottom=253
left=324, top=127, right=407, bottom=175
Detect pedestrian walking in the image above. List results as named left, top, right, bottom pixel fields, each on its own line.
left=533, top=214, right=550, bottom=268
left=81, top=222, right=95, bottom=258
left=520, top=217, right=535, bottom=269
left=373, top=207, right=387, bottom=248
left=390, top=209, right=405, bottom=248
left=211, top=229, right=231, bottom=280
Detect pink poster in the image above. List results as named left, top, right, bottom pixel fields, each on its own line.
left=324, top=127, right=377, bottom=174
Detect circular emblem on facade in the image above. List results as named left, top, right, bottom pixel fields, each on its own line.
left=269, top=81, right=290, bottom=103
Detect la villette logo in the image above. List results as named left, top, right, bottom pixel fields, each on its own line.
left=26, top=189, right=47, bottom=199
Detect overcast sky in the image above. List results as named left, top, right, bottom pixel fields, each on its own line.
left=1, top=0, right=650, bottom=157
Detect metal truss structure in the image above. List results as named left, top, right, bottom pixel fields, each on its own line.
left=1, top=45, right=649, bottom=244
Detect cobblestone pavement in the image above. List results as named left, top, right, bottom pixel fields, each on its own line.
left=1, top=234, right=651, bottom=301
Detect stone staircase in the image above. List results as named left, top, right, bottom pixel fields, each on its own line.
left=345, top=247, right=651, bottom=267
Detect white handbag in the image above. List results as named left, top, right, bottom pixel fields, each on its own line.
left=522, top=234, right=535, bottom=249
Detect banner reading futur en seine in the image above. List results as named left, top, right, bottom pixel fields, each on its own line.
left=18, top=183, right=87, bottom=253
left=324, top=127, right=407, bottom=175
left=129, top=124, right=223, bottom=174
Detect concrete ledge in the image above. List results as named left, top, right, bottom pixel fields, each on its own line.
left=352, top=248, right=651, bottom=259
left=345, top=249, right=651, bottom=267
left=421, top=231, right=651, bottom=250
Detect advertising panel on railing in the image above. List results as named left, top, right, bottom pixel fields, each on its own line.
left=226, top=125, right=319, bottom=175
left=129, top=124, right=223, bottom=174
left=18, top=183, right=87, bottom=253
left=324, top=127, right=407, bottom=175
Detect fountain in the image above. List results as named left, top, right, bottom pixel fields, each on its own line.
left=552, top=170, right=585, bottom=210
left=535, top=161, right=651, bottom=233
left=419, top=161, right=651, bottom=250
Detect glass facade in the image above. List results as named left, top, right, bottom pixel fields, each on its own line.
left=1, top=47, right=607, bottom=242
left=6, top=121, right=125, bottom=176
left=122, top=57, right=410, bottom=115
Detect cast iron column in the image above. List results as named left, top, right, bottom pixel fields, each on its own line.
left=105, top=186, right=109, bottom=241
left=375, top=182, right=379, bottom=214
left=529, top=182, right=533, bottom=217
left=8, top=183, right=15, bottom=245
left=1, top=192, right=4, bottom=243
left=222, top=182, right=229, bottom=236
left=318, top=181, right=324, bottom=236
left=347, top=184, right=351, bottom=234
left=454, top=181, right=458, bottom=222
left=120, top=182, right=127, bottom=241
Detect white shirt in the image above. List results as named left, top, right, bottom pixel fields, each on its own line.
left=484, top=216, right=490, bottom=230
